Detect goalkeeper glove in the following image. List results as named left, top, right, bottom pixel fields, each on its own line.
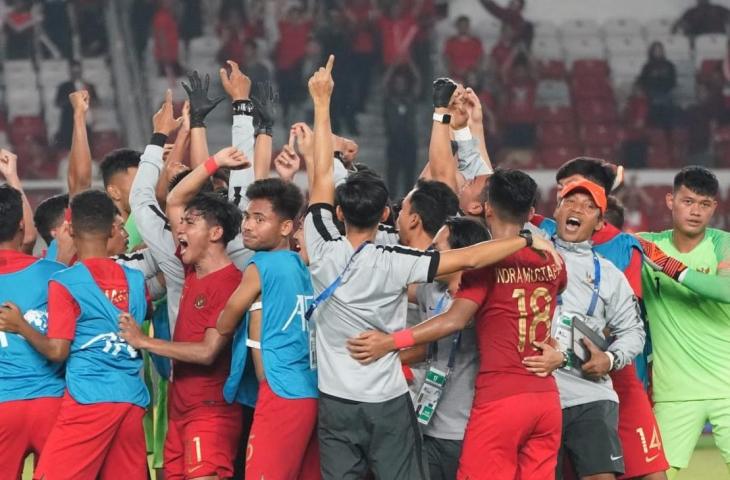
left=637, top=237, right=688, bottom=282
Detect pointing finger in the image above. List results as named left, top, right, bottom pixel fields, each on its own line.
left=325, top=54, right=334, bottom=74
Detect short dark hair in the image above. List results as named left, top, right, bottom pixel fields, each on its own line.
left=246, top=178, right=304, bottom=220
left=335, top=172, right=389, bottom=229
left=185, top=192, right=242, bottom=245
left=70, top=189, right=116, bottom=235
left=444, top=216, right=490, bottom=249
left=673, top=166, right=719, bottom=198
left=0, top=184, right=23, bottom=243
left=483, top=169, right=537, bottom=224
left=99, top=149, right=141, bottom=187
left=410, top=179, right=460, bottom=237
left=34, top=193, right=69, bottom=244
left=556, top=157, right=615, bottom=194
left=168, top=169, right=215, bottom=194
left=604, top=196, right=625, bottom=230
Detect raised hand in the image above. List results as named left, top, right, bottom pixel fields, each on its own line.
left=182, top=71, right=226, bottom=128
left=308, top=54, right=335, bottom=105
left=432, top=77, right=458, bottom=108
left=251, top=81, right=278, bottom=136
left=0, top=149, right=18, bottom=181
left=219, top=60, right=251, bottom=102
left=181, top=100, right=191, bottom=132
left=450, top=93, right=469, bottom=130
left=274, top=141, right=301, bottom=183
left=463, top=87, right=483, bottom=124
left=293, top=122, right=314, bottom=160
left=152, top=89, right=183, bottom=136
left=69, top=90, right=90, bottom=114
left=213, top=146, right=250, bottom=170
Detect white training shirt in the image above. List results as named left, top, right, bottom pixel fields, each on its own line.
left=304, top=203, right=439, bottom=403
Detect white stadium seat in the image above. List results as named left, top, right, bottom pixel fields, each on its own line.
left=561, top=18, right=600, bottom=38
left=606, top=36, right=648, bottom=58
left=564, top=37, right=606, bottom=64
left=602, top=17, right=643, bottom=38
left=533, top=37, right=564, bottom=61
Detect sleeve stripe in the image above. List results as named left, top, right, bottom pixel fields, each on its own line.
left=308, top=203, right=340, bottom=242
left=427, top=251, right=441, bottom=283
left=374, top=245, right=438, bottom=258
left=148, top=205, right=171, bottom=231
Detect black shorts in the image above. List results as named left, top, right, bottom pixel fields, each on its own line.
left=558, top=400, right=624, bottom=479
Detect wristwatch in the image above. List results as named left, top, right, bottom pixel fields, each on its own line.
left=432, top=112, right=451, bottom=124
left=232, top=100, right=254, bottom=116
left=559, top=350, right=569, bottom=369
left=519, top=229, right=533, bottom=248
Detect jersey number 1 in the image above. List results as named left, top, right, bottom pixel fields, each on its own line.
left=512, top=287, right=552, bottom=352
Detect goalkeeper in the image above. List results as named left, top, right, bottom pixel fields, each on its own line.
left=638, top=166, right=730, bottom=479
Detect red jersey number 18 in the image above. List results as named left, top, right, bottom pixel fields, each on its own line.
left=512, top=287, right=553, bottom=352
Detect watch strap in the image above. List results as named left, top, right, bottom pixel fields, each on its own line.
left=432, top=112, right=451, bottom=124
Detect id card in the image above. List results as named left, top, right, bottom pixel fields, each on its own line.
left=415, top=367, right=447, bottom=425
left=308, top=320, right=317, bottom=371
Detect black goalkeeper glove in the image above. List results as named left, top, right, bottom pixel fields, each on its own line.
left=432, top=77, right=458, bottom=108
left=182, top=71, right=225, bottom=128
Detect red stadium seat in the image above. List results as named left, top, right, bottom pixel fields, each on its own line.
left=538, top=59, right=568, bottom=79
left=91, top=131, right=123, bottom=159
left=571, top=75, right=614, bottom=101
left=699, top=59, right=722, bottom=80
left=537, top=145, right=582, bottom=168
left=646, top=145, right=672, bottom=168
left=583, top=145, right=616, bottom=161
left=536, top=105, right=575, bottom=123
left=575, top=99, right=618, bottom=123
left=572, top=59, right=610, bottom=78
left=580, top=123, right=620, bottom=147
left=538, top=123, right=580, bottom=148
left=9, top=116, right=46, bottom=146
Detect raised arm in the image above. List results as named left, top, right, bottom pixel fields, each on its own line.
left=0, top=149, right=37, bottom=252
left=166, top=147, right=249, bottom=242
left=274, top=128, right=303, bottom=183
left=428, top=78, right=461, bottom=192
left=183, top=71, right=225, bottom=168
left=251, top=81, right=277, bottom=180
left=308, top=55, right=336, bottom=206
left=220, top=60, right=256, bottom=209
left=67, top=90, right=92, bottom=197
left=464, top=87, right=493, bottom=173
left=216, top=264, right=262, bottom=336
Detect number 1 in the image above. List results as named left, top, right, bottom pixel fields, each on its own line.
left=512, top=288, right=553, bottom=352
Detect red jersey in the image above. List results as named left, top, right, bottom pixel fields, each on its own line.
left=378, top=14, right=418, bottom=65
left=444, top=35, right=483, bottom=75
left=168, top=263, right=241, bottom=419
left=275, top=20, right=313, bottom=70
left=153, top=8, right=179, bottom=63
left=48, top=258, right=130, bottom=340
left=455, top=248, right=566, bottom=404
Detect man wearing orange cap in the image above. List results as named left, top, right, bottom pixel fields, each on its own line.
left=549, top=180, right=646, bottom=480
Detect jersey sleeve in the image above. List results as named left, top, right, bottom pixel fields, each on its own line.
left=47, top=281, right=80, bottom=341
left=605, top=269, right=646, bottom=370
left=304, top=204, right=343, bottom=264
left=391, top=247, right=440, bottom=285
left=455, top=268, right=489, bottom=306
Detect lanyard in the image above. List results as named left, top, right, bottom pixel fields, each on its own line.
left=305, top=241, right=370, bottom=321
left=426, top=291, right=462, bottom=372
left=557, top=250, right=601, bottom=317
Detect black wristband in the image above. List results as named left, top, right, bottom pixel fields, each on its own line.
left=519, top=229, right=533, bottom=248
left=255, top=127, right=272, bottom=137
left=150, top=133, right=168, bottom=147
left=233, top=100, right=254, bottom=116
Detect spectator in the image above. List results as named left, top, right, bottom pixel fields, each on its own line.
left=620, top=83, right=649, bottom=169
left=275, top=2, right=314, bottom=124
left=720, top=37, right=730, bottom=121
left=377, top=1, right=420, bottom=67
left=443, top=16, right=484, bottom=80
left=344, top=0, right=377, bottom=112
left=4, top=0, right=38, bottom=59
left=42, top=0, right=72, bottom=59
left=638, top=41, right=677, bottom=131
left=130, top=0, right=155, bottom=61
left=217, top=8, right=246, bottom=67
left=384, top=65, right=420, bottom=198
left=479, top=0, right=533, bottom=49
left=54, top=61, right=97, bottom=150
left=152, top=0, right=182, bottom=77
left=672, top=0, right=730, bottom=37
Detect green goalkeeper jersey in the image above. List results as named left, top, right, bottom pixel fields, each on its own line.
left=640, top=228, right=730, bottom=402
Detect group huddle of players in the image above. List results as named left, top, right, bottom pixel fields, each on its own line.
left=0, top=54, right=728, bottom=480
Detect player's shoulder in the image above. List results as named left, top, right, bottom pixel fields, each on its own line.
left=637, top=229, right=671, bottom=243
left=705, top=228, right=730, bottom=243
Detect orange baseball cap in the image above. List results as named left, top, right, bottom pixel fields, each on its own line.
left=559, top=179, right=607, bottom=214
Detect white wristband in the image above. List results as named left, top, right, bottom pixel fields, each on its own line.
left=605, top=350, right=615, bottom=371
left=678, top=269, right=688, bottom=283
left=453, top=127, right=472, bottom=141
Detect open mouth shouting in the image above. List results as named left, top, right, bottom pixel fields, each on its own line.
left=565, top=216, right=582, bottom=233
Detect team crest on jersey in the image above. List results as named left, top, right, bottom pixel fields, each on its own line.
left=80, top=332, right=138, bottom=358
left=24, top=309, right=48, bottom=332
left=194, top=294, right=206, bottom=309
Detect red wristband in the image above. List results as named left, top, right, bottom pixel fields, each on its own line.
left=64, top=207, right=71, bottom=223
left=392, top=329, right=416, bottom=350
left=204, top=156, right=219, bottom=175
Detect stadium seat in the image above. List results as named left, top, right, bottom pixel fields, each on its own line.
left=651, top=35, right=692, bottom=63
left=644, top=17, right=674, bottom=39
left=571, top=75, right=614, bottom=101
left=91, top=130, right=122, bottom=159
left=533, top=37, right=564, bottom=62
left=189, top=36, right=221, bottom=59
left=92, top=108, right=119, bottom=132
left=538, top=122, right=579, bottom=148
left=6, top=87, right=42, bottom=120
left=695, top=34, right=727, bottom=68
left=565, top=37, right=606, bottom=64
left=583, top=145, right=616, bottom=161
left=575, top=99, right=618, bottom=123
left=572, top=59, right=610, bottom=78
left=39, top=59, right=70, bottom=88
left=536, top=105, right=575, bottom=123
left=9, top=116, right=47, bottom=146
left=537, top=59, right=568, bottom=79
left=602, top=18, right=642, bottom=38
left=561, top=19, right=600, bottom=38
left=536, top=79, right=571, bottom=107
left=606, top=36, right=648, bottom=58
left=537, top=146, right=582, bottom=169
left=609, top=55, right=645, bottom=78
left=580, top=123, right=620, bottom=147
left=646, top=145, right=672, bottom=168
